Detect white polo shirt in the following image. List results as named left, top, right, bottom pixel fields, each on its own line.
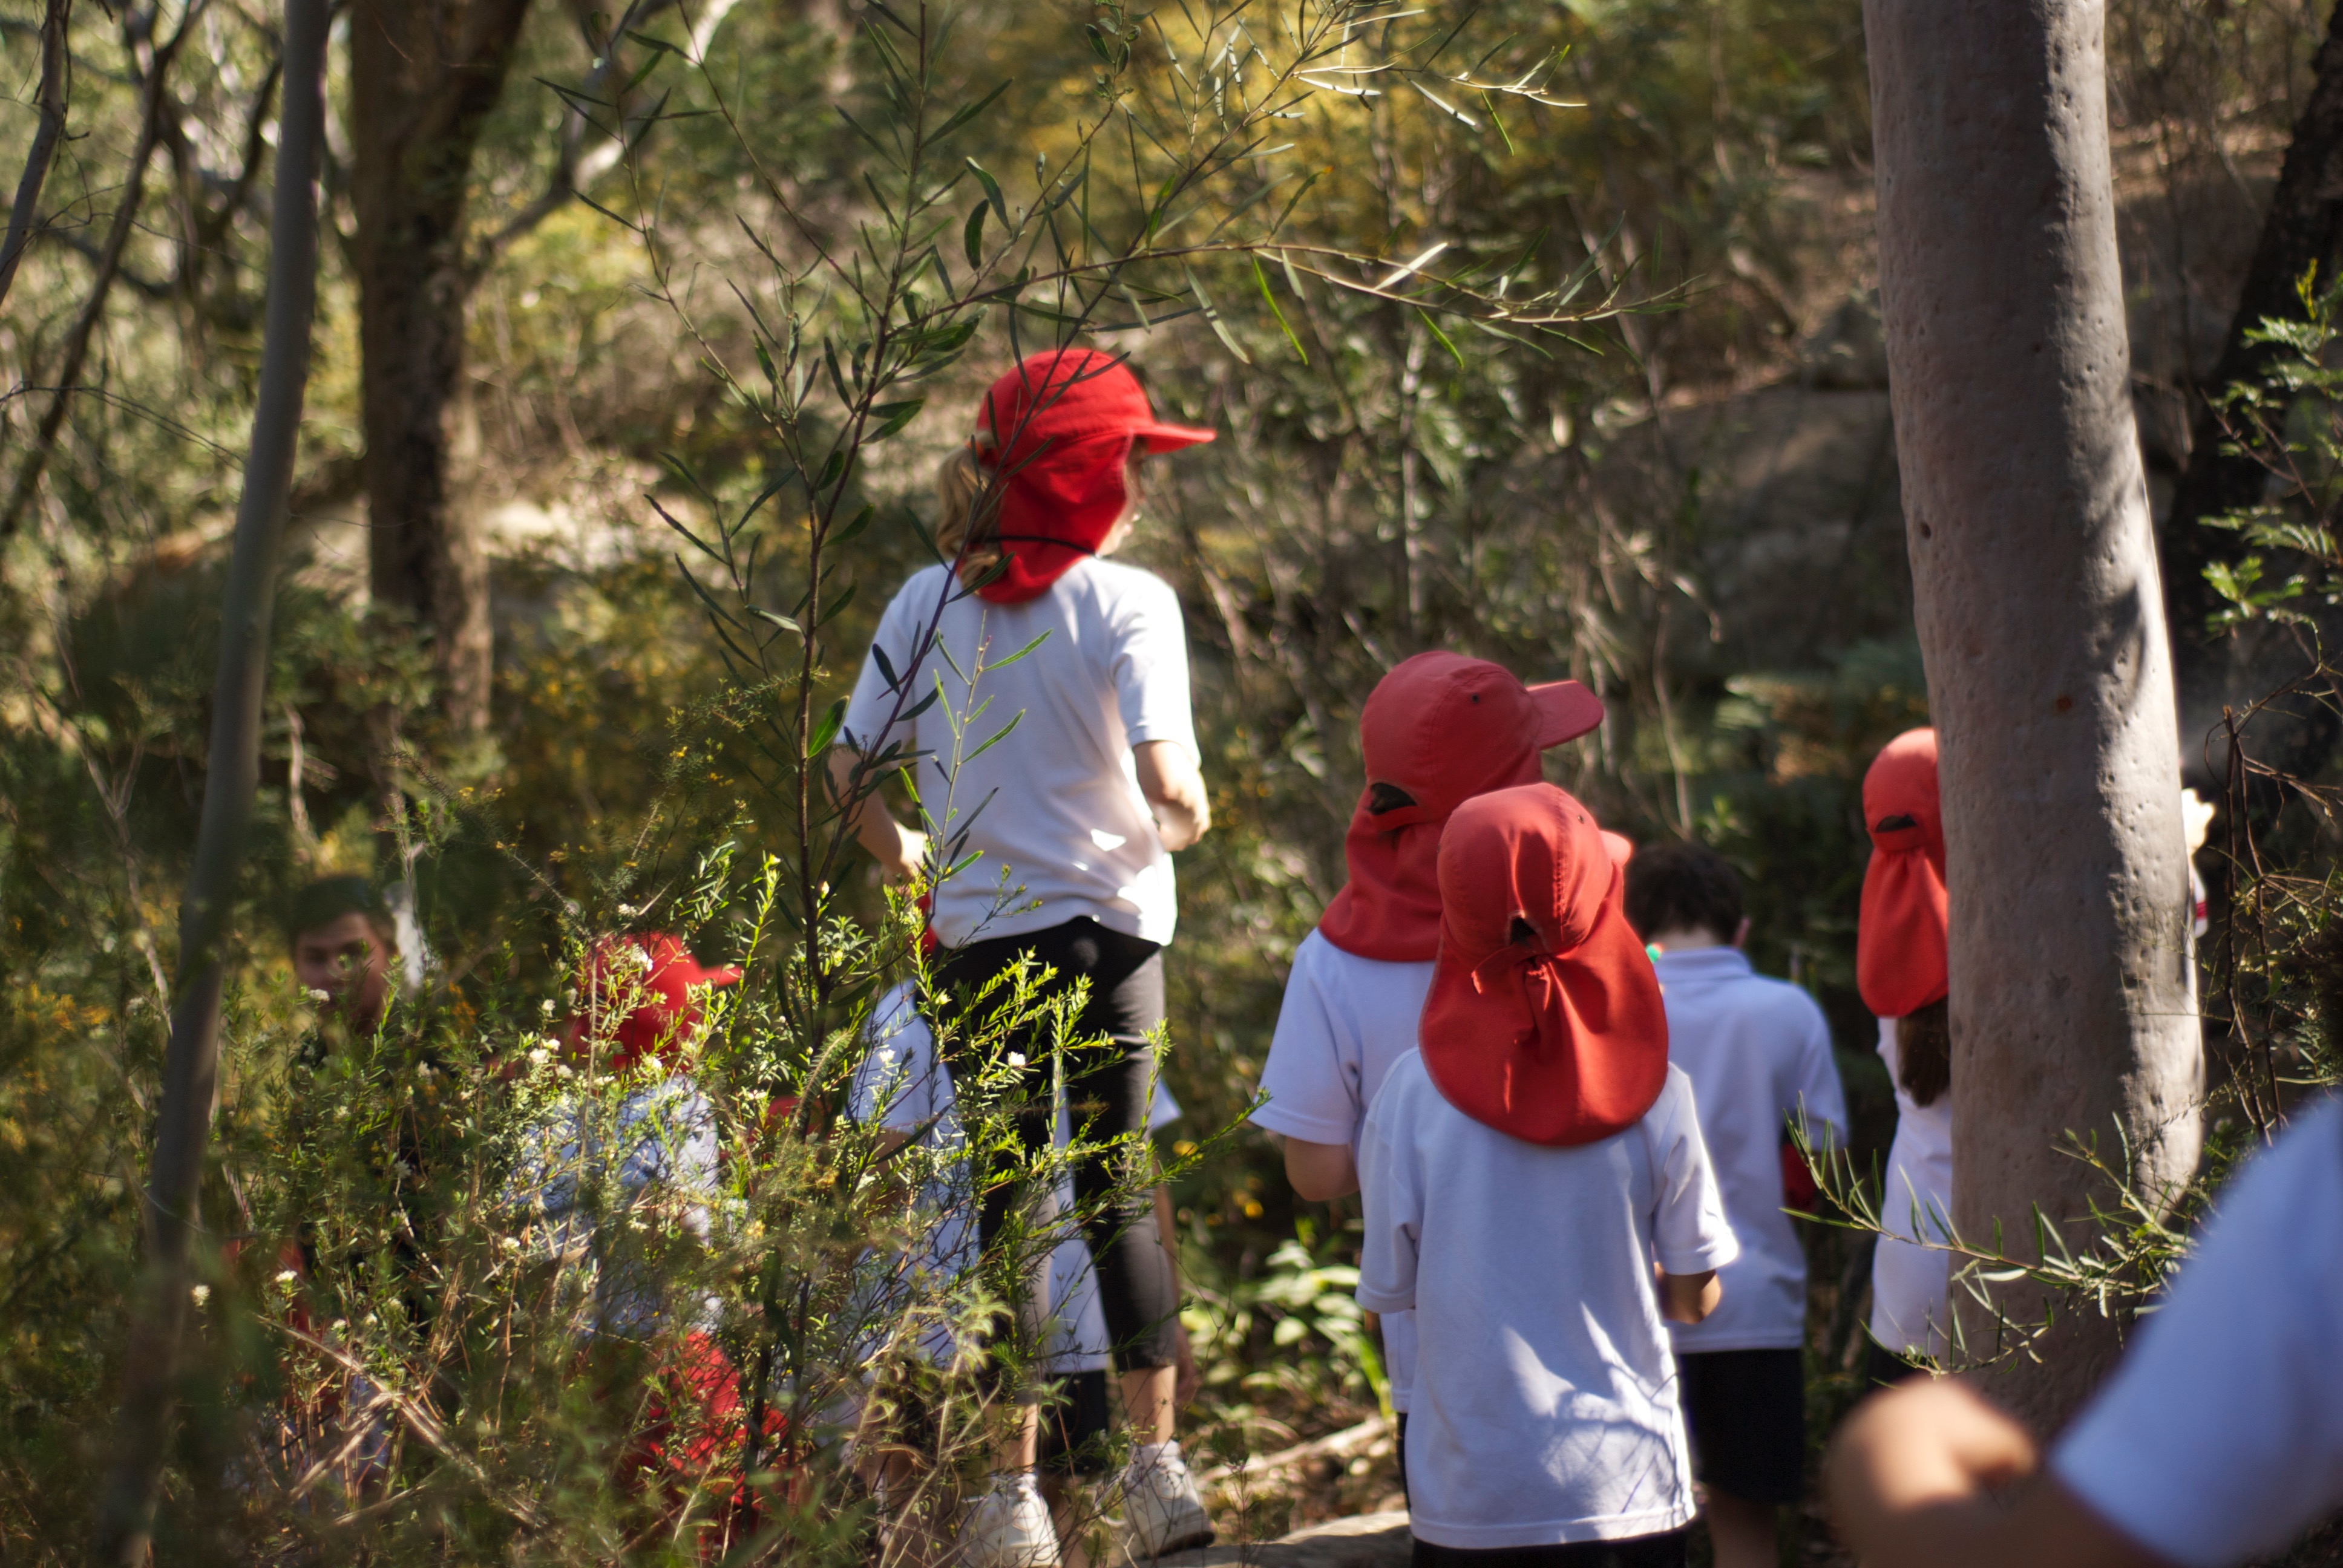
left=1358, top=1055, right=1738, bottom=1548
left=1652, top=947, right=1844, bottom=1353
left=2053, top=1097, right=2343, bottom=1567
left=1251, top=928, right=1437, bottom=1411
left=841, top=560, right=1199, bottom=949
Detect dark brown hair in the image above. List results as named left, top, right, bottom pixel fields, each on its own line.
left=1896, top=996, right=1950, bottom=1106
left=1623, top=840, right=1743, bottom=943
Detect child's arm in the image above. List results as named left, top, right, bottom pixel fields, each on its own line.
left=1827, top=1377, right=2169, bottom=1568
left=1656, top=1267, right=1720, bottom=1324
left=826, top=749, right=927, bottom=881
left=1281, top=1135, right=1358, bottom=1201
left=1135, top=740, right=1210, bottom=849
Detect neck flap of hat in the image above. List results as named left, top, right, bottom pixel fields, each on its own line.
left=1319, top=656, right=1548, bottom=962
left=969, top=349, right=1138, bottom=605
left=564, top=933, right=741, bottom=1075
left=1417, top=783, right=1668, bottom=1146
left=1856, top=727, right=1948, bottom=1019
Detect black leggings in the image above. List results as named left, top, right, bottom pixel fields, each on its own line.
left=931, top=917, right=1180, bottom=1371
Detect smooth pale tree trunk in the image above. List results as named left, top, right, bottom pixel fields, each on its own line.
left=1864, top=1, right=2204, bottom=1433
left=91, top=1, right=331, bottom=1560
left=350, top=0, right=533, bottom=733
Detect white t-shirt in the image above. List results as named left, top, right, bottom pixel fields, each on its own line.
left=506, top=1074, right=720, bottom=1338
left=1869, top=1016, right=1954, bottom=1357
left=1251, top=928, right=1437, bottom=1411
left=1357, top=1054, right=1739, bottom=1548
left=1653, top=947, right=1845, bottom=1353
left=841, top=560, right=1199, bottom=949
left=847, top=985, right=1181, bottom=1373
left=2052, top=1097, right=2343, bottom=1568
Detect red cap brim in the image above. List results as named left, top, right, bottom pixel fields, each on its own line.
left=1529, top=680, right=1605, bottom=747
left=1134, top=421, right=1216, bottom=454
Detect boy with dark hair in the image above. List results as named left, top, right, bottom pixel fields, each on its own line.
left=1624, top=841, right=1845, bottom=1568
left=287, top=875, right=397, bottom=1033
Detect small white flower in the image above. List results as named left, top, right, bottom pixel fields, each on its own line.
left=274, top=1269, right=297, bottom=1286
left=1006, top=1051, right=1027, bottom=1068
left=189, top=1284, right=211, bottom=1307
left=617, top=903, right=638, bottom=918
left=528, top=1048, right=551, bottom=1068
left=540, top=999, right=557, bottom=1017
left=306, top=988, right=332, bottom=1004
left=500, top=1236, right=523, bottom=1253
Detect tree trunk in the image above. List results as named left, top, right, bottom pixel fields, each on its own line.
left=91, top=2, right=330, bottom=1558
left=349, top=0, right=533, bottom=733
left=2162, top=2, right=2343, bottom=661
left=1864, top=1, right=2204, bottom=1434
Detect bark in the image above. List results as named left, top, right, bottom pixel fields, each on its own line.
left=0, top=0, right=72, bottom=314
left=1864, top=1, right=2204, bottom=1433
left=90, top=1, right=329, bottom=1558
left=2163, top=2, right=2343, bottom=659
left=349, top=0, right=534, bottom=733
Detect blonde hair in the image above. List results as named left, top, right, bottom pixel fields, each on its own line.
left=935, top=439, right=1003, bottom=587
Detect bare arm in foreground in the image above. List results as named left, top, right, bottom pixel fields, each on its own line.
left=1826, top=1377, right=2168, bottom=1568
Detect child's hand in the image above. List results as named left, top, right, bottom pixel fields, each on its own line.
left=1829, top=1376, right=2038, bottom=1530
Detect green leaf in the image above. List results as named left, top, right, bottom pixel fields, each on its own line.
left=1415, top=306, right=1466, bottom=370
left=965, top=158, right=1008, bottom=222
left=931, top=79, right=1012, bottom=146
left=750, top=607, right=802, bottom=636
left=867, top=400, right=925, bottom=443
left=965, top=709, right=1026, bottom=765
left=1185, top=267, right=1250, bottom=365
left=807, top=697, right=849, bottom=758
left=832, top=503, right=879, bottom=547
left=1253, top=255, right=1308, bottom=365
left=623, top=27, right=681, bottom=53
left=963, top=202, right=988, bottom=270
left=980, top=631, right=1051, bottom=672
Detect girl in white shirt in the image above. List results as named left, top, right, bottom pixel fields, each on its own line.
left=1857, top=728, right=1955, bottom=1377
left=833, top=350, right=1216, bottom=1564
left=1358, top=783, right=1738, bottom=1568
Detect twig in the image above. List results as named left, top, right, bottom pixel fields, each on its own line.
left=0, top=0, right=73, bottom=314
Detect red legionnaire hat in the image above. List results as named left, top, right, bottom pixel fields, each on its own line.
left=969, top=348, right=1214, bottom=605
left=565, top=933, right=742, bottom=1074
left=1600, top=829, right=1635, bottom=869
left=1856, top=728, right=1948, bottom=1019
left=1418, top=783, right=1670, bottom=1146
left=1318, top=652, right=1605, bottom=964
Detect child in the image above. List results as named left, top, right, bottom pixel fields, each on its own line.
left=1857, top=729, right=1953, bottom=1377
left=833, top=348, right=1216, bottom=1560
left=1252, top=652, right=1603, bottom=1447
left=1624, top=841, right=1845, bottom=1568
left=288, top=875, right=398, bottom=1034
left=850, top=983, right=1191, bottom=1568
left=506, top=933, right=746, bottom=1533
left=1358, top=784, right=1738, bottom=1567
left=1827, top=1093, right=2343, bottom=1568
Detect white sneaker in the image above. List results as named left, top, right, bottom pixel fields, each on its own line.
left=960, top=1471, right=1063, bottom=1568
left=1118, top=1440, right=1214, bottom=1558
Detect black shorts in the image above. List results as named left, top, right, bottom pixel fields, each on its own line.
left=1038, top=1369, right=1113, bottom=1478
left=1677, top=1348, right=1804, bottom=1506
left=1412, top=1531, right=1686, bottom=1568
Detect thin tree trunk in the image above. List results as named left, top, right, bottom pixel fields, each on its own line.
left=1864, top=0, right=2204, bottom=1433
left=90, top=2, right=330, bottom=1558
left=349, top=0, right=534, bottom=733
left=0, top=7, right=191, bottom=540
left=0, top=0, right=72, bottom=314
left=2163, top=2, right=2343, bottom=654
